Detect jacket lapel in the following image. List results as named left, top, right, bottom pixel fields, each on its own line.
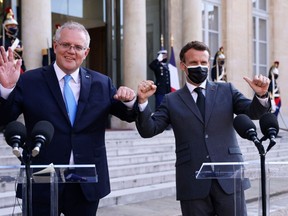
left=178, top=85, right=204, bottom=122
left=205, top=81, right=217, bottom=124
left=75, top=68, right=91, bottom=124
left=43, top=65, right=70, bottom=122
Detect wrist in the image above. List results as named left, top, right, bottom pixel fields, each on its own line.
left=256, top=92, right=269, bottom=98
left=138, top=98, right=148, bottom=104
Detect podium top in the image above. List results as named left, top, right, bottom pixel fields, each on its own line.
left=0, top=164, right=98, bottom=184
left=196, top=162, right=288, bottom=179
left=0, top=164, right=96, bottom=169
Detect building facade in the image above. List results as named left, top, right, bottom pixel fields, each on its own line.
left=1, top=0, right=288, bottom=128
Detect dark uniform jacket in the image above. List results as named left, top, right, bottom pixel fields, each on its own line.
left=149, top=59, right=171, bottom=95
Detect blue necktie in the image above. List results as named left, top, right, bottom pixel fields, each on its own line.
left=63, top=75, right=77, bottom=125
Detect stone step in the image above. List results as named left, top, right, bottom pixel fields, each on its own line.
left=110, top=170, right=175, bottom=191
left=105, top=136, right=175, bottom=148
left=107, top=152, right=175, bottom=166
left=104, top=130, right=173, bottom=140
left=0, top=191, right=17, bottom=208
left=0, top=177, right=18, bottom=193
left=0, top=146, right=13, bottom=155
left=108, top=160, right=175, bottom=178
left=107, top=144, right=175, bottom=157
left=0, top=156, right=21, bottom=166
left=0, top=207, right=21, bottom=216
left=99, top=181, right=176, bottom=208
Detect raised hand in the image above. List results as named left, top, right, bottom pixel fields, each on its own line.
left=0, top=46, right=21, bottom=89
left=137, top=80, right=157, bottom=104
left=243, top=74, right=270, bottom=97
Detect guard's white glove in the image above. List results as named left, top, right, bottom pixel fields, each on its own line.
left=157, top=53, right=163, bottom=62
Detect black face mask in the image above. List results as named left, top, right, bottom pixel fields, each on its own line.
left=161, top=58, right=168, bottom=63
left=219, top=60, right=225, bottom=66
left=185, top=65, right=208, bottom=84
left=7, top=27, right=18, bottom=36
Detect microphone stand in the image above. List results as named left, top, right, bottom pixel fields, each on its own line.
left=23, top=151, right=33, bottom=216
left=256, top=137, right=275, bottom=216
left=259, top=150, right=267, bottom=216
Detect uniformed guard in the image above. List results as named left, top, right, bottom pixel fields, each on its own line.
left=211, top=46, right=226, bottom=82
left=1, top=7, right=26, bottom=73
left=149, top=49, right=171, bottom=109
left=268, top=61, right=281, bottom=117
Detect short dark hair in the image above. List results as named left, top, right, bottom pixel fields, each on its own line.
left=179, top=41, right=211, bottom=62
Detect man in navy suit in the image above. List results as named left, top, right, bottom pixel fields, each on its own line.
left=0, top=21, right=136, bottom=216
left=136, top=41, right=271, bottom=216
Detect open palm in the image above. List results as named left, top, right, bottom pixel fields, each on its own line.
left=0, top=46, right=21, bottom=89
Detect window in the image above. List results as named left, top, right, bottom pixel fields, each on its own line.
left=252, top=0, right=268, bottom=76
left=202, top=0, right=221, bottom=71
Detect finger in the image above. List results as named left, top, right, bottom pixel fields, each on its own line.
left=243, top=76, right=253, bottom=85
left=15, top=59, right=22, bottom=72
left=0, top=46, right=6, bottom=64
left=7, top=48, right=14, bottom=62
left=254, top=75, right=270, bottom=87
left=2, top=47, right=10, bottom=63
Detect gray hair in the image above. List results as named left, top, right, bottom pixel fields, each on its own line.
left=54, top=21, right=91, bottom=48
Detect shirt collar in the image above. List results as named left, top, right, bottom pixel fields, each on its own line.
left=53, top=62, right=80, bottom=83
left=186, top=80, right=207, bottom=93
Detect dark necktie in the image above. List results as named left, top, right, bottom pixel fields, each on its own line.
left=194, top=87, right=205, bottom=120
left=64, top=75, right=77, bottom=125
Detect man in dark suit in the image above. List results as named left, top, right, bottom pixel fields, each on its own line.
left=0, top=21, right=136, bottom=216
left=136, top=41, right=271, bottom=216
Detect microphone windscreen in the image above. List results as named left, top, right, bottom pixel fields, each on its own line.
left=233, top=114, right=256, bottom=139
left=31, top=121, right=54, bottom=144
left=259, top=113, right=279, bottom=136
left=4, top=121, right=27, bottom=146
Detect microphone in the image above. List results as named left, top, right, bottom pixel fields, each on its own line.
left=233, top=114, right=264, bottom=154
left=259, top=113, right=279, bottom=152
left=31, top=121, right=54, bottom=157
left=4, top=121, right=27, bottom=161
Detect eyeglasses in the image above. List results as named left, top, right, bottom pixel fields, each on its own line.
left=57, top=41, right=87, bottom=52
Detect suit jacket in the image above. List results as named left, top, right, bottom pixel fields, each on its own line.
left=136, top=81, right=270, bottom=200
left=0, top=64, right=136, bottom=202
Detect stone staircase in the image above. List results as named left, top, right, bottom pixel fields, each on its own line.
left=0, top=128, right=288, bottom=215
left=99, top=130, right=176, bottom=207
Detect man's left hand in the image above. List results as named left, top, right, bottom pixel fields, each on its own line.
left=114, top=86, right=136, bottom=102
left=243, top=74, right=270, bottom=97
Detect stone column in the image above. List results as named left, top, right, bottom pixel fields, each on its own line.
left=21, top=0, right=52, bottom=70
left=169, top=0, right=184, bottom=86
left=270, top=0, right=288, bottom=116
left=111, top=0, right=147, bottom=129
left=123, top=0, right=147, bottom=91
left=182, top=0, right=202, bottom=43
left=222, top=0, right=253, bottom=97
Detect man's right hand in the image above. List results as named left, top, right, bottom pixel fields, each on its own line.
left=0, top=46, right=21, bottom=89
left=137, top=80, right=157, bottom=104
